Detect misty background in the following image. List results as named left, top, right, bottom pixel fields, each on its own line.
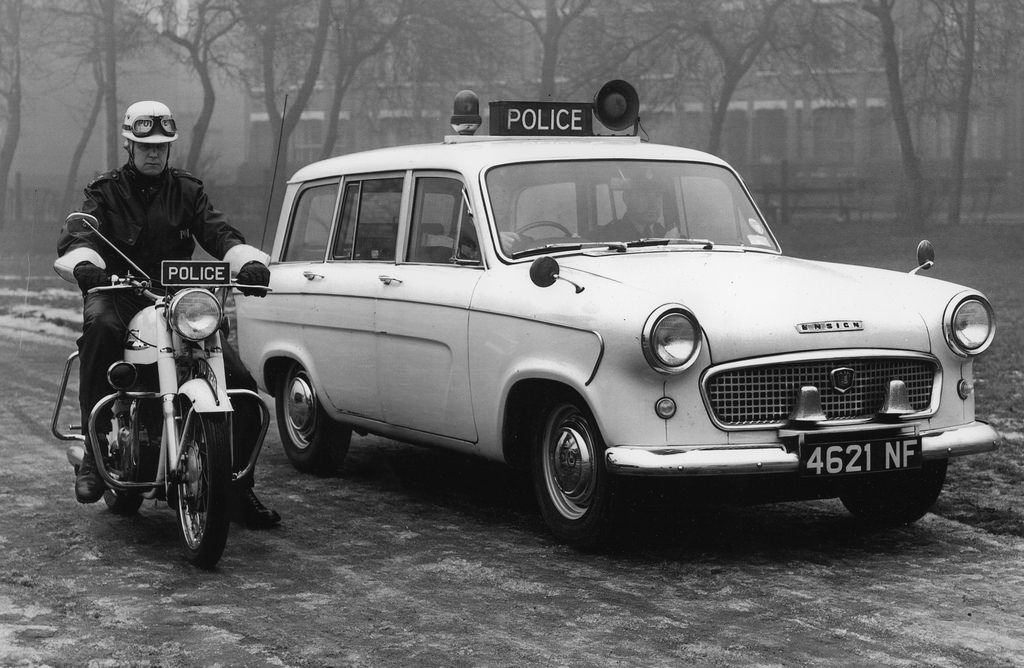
left=2, top=0, right=1022, bottom=253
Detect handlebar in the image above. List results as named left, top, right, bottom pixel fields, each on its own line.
left=88, top=276, right=272, bottom=300
left=87, top=276, right=160, bottom=301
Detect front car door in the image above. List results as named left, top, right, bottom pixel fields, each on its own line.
left=374, top=172, right=481, bottom=443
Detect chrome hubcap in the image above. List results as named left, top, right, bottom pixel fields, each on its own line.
left=553, top=427, right=592, bottom=500
left=286, top=374, right=316, bottom=448
left=545, top=413, right=596, bottom=520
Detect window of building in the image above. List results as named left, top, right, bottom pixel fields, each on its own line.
left=292, top=118, right=324, bottom=165
left=866, top=106, right=894, bottom=162
left=722, top=109, right=749, bottom=165
left=812, top=107, right=854, bottom=163
left=752, top=108, right=787, bottom=163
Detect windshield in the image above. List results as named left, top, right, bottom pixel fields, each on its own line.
left=485, top=160, right=778, bottom=256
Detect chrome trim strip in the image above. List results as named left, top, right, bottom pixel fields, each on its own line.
left=699, top=349, right=941, bottom=431
left=605, top=420, right=997, bottom=477
left=920, top=421, right=999, bottom=459
left=606, top=445, right=797, bottom=476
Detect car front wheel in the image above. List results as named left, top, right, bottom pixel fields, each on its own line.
left=839, top=460, right=948, bottom=527
left=275, top=362, right=352, bottom=476
left=532, top=399, right=619, bottom=547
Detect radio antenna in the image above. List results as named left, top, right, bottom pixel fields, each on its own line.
left=260, top=94, right=289, bottom=248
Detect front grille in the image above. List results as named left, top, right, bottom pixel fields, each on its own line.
left=704, top=355, right=937, bottom=428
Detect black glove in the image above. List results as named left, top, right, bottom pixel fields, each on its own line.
left=236, top=261, right=270, bottom=297
left=72, top=262, right=109, bottom=293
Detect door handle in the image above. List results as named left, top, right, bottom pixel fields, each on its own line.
left=378, top=275, right=403, bottom=286
left=303, top=271, right=324, bottom=281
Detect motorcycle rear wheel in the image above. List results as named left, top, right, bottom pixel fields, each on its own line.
left=175, top=408, right=231, bottom=569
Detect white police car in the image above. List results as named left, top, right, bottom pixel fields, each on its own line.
left=237, top=81, right=997, bottom=546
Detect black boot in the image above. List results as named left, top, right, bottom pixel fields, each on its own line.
left=233, top=488, right=281, bottom=529
left=75, top=450, right=105, bottom=504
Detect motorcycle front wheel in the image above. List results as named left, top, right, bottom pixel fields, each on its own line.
left=175, top=408, right=232, bottom=569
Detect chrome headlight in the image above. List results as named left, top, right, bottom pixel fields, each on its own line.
left=944, top=295, right=995, bottom=356
left=642, top=306, right=702, bottom=374
left=169, top=288, right=223, bottom=341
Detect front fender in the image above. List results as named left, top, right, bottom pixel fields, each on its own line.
left=179, top=378, right=233, bottom=413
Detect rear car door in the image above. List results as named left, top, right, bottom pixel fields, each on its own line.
left=259, top=178, right=379, bottom=421
left=298, top=175, right=403, bottom=421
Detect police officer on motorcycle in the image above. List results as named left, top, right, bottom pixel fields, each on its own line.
left=55, top=100, right=281, bottom=528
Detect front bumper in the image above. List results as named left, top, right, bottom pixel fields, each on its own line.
left=604, top=420, right=999, bottom=477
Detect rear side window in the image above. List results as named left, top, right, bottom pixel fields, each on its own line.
left=332, top=177, right=403, bottom=261
left=281, top=182, right=339, bottom=262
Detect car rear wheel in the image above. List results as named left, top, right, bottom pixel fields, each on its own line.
left=532, top=399, right=619, bottom=547
left=839, top=460, right=948, bottom=527
left=275, top=362, right=352, bottom=476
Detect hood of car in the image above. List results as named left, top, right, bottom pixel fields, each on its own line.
left=560, top=249, right=954, bottom=362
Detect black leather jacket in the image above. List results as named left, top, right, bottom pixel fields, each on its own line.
left=57, top=164, right=246, bottom=281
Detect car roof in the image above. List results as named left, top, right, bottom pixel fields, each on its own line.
left=287, top=136, right=731, bottom=184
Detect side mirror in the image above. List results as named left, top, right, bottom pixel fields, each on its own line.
left=529, top=256, right=559, bottom=288
left=912, top=239, right=935, bottom=274
left=530, top=256, right=584, bottom=293
left=65, top=211, right=100, bottom=234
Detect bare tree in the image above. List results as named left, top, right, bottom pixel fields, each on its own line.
left=0, top=0, right=23, bottom=229
left=862, top=0, right=926, bottom=230
left=675, top=0, right=789, bottom=156
left=923, top=0, right=1022, bottom=225
left=491, top=0, right=594, bottom=100
left=45, top=1, right=149, bottom=207
left=318, top=0, right=414, bottom=160
left=61, top=62, right=106, bottom=213
left=156, top=0, right=243, bottom=173
left=235, top=0, right=332, bottom=214
left=940, top=0, right=975, bottom=226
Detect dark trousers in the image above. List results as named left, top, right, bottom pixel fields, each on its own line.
left=78, top=290, right=262, bottom=488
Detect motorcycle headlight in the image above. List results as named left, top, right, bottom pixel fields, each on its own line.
left=169, top=289, right=223, bottom=341
left=945, top=295, right=995, bottom=356
left=642, top=306, right=702, bottom=374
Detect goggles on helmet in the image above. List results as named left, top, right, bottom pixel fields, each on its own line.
left=125, top=115, right=177, bottom=139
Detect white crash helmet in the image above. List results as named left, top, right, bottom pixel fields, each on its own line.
left=121, top=100, right=178, bottom=144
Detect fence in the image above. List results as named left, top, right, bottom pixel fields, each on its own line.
left=743, top=160, right=1021, bottom=226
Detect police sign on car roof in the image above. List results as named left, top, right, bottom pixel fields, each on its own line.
left=451, top=79, right=641, bottom=138
left=490, top=101, right=593, bottom=136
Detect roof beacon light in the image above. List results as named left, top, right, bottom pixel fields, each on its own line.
left=594, top=79, right=640, bottom=133
left=450, top=90, right=482, bottom=135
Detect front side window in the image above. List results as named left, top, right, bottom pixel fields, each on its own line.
left=407, top=175, right=479, bottom=265
left=485, top=160, right=777, bottom=257
left=331, top=177, right=403, bottom=261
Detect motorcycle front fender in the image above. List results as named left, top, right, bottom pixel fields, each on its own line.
left=179, top=378, right=233, bottom=413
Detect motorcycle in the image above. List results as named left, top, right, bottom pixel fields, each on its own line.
left=51, top=212, right=270, bottom=569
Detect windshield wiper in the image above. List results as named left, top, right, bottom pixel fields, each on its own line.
left=623, top=237, right=714, bottom=249
left=511, top=241, right=627, bottom=259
